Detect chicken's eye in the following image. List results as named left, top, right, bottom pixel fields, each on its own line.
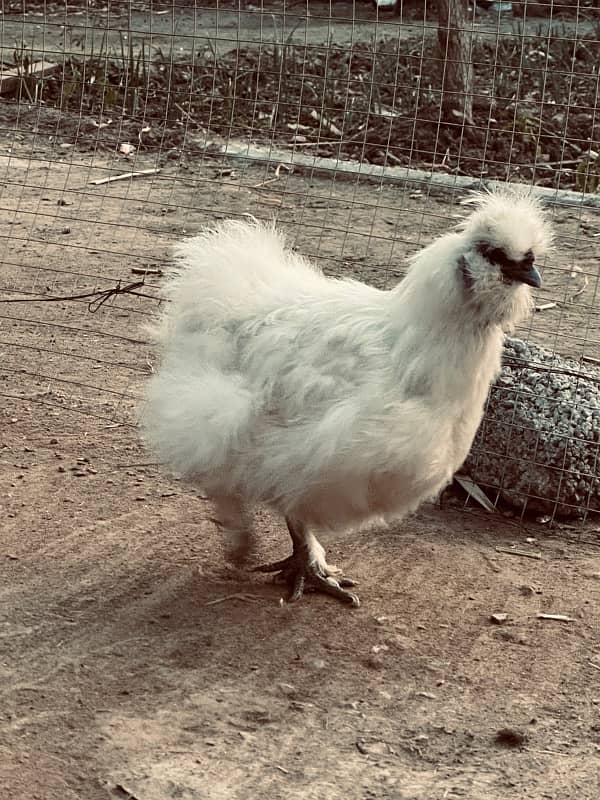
left=476, top=242, right=511, bottom=268
left=521, top=249, right=535, bottom=267
left=477, top=243, right=535, bottom=271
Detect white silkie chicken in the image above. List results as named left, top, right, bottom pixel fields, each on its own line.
left=142, top=188, right=552, bottom=607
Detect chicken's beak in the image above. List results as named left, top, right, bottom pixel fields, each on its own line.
left=516, top=264, right=542, bottom=288
left=504, top=263, right=542, bottom=288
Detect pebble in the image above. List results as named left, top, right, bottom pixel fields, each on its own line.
left=371, top=644, right=389, bottom=654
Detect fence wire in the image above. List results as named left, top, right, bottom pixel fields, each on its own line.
left=0, top=0, right=598, bottom=520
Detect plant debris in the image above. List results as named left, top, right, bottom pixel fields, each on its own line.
left=89, top=168, right=161, bottom=186
left=536, top=613, right=575, bottom=622
left=454, top=474, right=496, bottom=512
left=7, top=27, right=599, bottom=189
left=495, top=546, right=542, bottom=560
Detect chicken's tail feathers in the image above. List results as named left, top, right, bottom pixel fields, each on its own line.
left=172, top=216, right=282, bottom=275
left=147, top=217, right=323, bottom=348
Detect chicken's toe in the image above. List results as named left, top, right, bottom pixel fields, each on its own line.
left=300, top=568, right=360, bottom=607
left=254, top=552, right=359, bottom=607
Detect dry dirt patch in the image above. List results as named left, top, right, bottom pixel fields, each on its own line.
left=1, top=144, right=599, bottom=799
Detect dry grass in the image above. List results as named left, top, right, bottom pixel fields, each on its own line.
left=9, top=21, right=596, bottom=189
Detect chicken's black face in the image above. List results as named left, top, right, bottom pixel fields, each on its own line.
left=476, top=242, right=542, bottom=288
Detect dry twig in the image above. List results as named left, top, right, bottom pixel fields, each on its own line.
left=90, top=168, right=161, bottom=186
left=495, top=546, right=542, bottom=560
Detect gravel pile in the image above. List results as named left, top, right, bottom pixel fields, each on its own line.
left=465, top=337, right=600, bottom=517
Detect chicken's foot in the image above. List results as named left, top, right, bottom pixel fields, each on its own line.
left=254, top=518, right=360, bottom=607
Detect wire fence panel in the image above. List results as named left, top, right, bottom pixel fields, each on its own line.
left=0, top=0, right=598, bottom=519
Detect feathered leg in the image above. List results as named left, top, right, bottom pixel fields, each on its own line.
left=212, top=493, right=255, bottom=566
left=255, top=518, right=360, bottom=607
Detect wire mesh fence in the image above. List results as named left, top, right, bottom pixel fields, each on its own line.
left=0, top=0, right=598, bottom=521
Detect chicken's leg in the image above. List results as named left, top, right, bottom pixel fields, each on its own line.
left=212, top=493, right=255, bottom=566
left=255, top=518, right=360, bottom=607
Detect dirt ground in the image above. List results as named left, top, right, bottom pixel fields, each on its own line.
left=1, top=138, right=600, bottom=800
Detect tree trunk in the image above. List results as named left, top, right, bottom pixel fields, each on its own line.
left=437, top=0, right=474, bottom=125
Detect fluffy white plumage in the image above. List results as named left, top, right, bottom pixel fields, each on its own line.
left=142, top=188, right=552, bottom=605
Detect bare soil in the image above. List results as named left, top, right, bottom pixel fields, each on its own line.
left=1, top=140, right=600, bottom=800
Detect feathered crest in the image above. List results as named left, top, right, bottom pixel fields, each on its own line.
left=456, top=185, right=554, bottom=256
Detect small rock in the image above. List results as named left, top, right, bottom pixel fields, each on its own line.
left=371, top=644, right=389, bottom=654
left=497, top=629, right=529, bottom=646
left=57, top=465, right=66, bottom=473
left=73, top=470, right=87, bottom=477
left=519, top=585, right=534, bottom=596
left=416, top=691, right=436, bottom=700
left=288, top=701, right=306, bottom=712
left=355, top=738, right=369, bottom=755
left=490, top=613, right=509, bottom=624
left=278, top=683, right=296, bottom=697
left=386, top=633, right=411, bottom=651
left=242, top=709, right=271, bottom=725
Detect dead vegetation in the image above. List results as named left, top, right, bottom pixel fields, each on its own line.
left=3, top=18, right=600, bottom=190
